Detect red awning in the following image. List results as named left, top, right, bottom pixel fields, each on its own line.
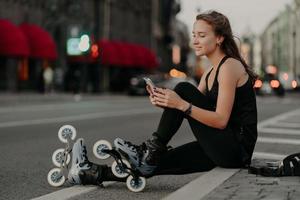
left=143, top=47, right=158, bottom=68
left=97, top=40, right=158, bottom=69
left=98, top=40, right=120, bottom=66
left=68, top=40, right=159, bottom=68
left=19, top=23, right=57, bottom=60
left=113, top=42, right=134, bottom=67
left=0, top=19, right=30, bottom=57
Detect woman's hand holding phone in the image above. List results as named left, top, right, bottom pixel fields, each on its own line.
left=147, top=86, right=188, bottom=111
left=145, top=83, right=159, bottom=107
left=146, top=85, right=154, bottom=95
left=144, top=77, right=161, bottom=108
left=143, top=77, right=184, bottom=109
left=143, top=77, right=155, bottom=93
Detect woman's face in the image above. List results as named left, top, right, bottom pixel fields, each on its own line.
left=192, top=20, right=222, bottom=56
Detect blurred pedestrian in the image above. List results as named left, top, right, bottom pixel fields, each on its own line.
left=43, top=65, right=54, bottom=94
left=67, top=10, right=258, bottom=186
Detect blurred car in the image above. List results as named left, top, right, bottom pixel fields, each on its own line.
left=128, top=74, right=166, bottom=95
left=128, top=73, right=197, bottom=96
left=254, top=74, right=285, bottom=97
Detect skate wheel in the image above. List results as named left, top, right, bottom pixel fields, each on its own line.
left=47, top=168, right=65, bottom=187
left=126, top=175, right=146, bottom=192
left=93, top=140, right=112, bottom=159
left=52, top=148, right=71, bottom=167
left=111, top=159, right=130, bottom=178
left=58, top=125, right=76, bottom=143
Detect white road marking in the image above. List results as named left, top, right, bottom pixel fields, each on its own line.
left=31, top=186, right=97, bottom=200
left=0, top=108, right=159, bottom=128
left=266, top=122, right=300, bottom=129
left=252, top=152, right=286, bottom=160
left=256, top=96, right=299, bottom=105
left=257, top=137, right=300, bottom=145
left=0, top=103, right=77, bottom=113
left=163, top=167, right=239, bottom=200
left=257, top=108, right=300, bottom=129
left=31, top=182, right=114, bottom=200
left=258, top=127, right=300, bottom=135
left=0, top=98, right=146, bottom=113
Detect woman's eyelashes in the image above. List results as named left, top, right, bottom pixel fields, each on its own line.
left=192, top=34, right=206, bottom=38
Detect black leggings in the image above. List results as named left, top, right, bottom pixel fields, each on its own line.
left=151, top=82, right=245, bottom=176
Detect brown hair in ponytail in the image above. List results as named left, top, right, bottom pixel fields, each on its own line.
left=196, top=10, right=258, bottom=83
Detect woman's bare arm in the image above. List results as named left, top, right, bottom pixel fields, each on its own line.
left=186, top=59, right=241, bottom=129
left=152, top=59, right=242, bottom=129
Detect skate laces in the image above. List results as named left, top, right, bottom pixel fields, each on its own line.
left=79, top=146, right=90, bottom=167
left=124, top=140, right=137, bottom=149
left=123, top=140, right=148, bottom=166
left=123, top=140, right=146, bottom=153
left=136, top=142, right=148, bottom=167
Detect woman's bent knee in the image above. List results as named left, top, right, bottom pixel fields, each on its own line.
left=174, top=82, right=195, bottom=96
left=173, top=82, right=208, bottom=106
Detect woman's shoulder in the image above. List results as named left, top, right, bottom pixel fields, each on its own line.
left=222, top=57, right=245, bottom=74
left=217, top=57, right=246, bottom=83
left=225, top=57, right=243, bottom=67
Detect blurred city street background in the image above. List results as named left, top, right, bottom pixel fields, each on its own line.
left=1, top=0, right=300, bottom=199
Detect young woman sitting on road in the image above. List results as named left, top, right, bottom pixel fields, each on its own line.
left=68, top=10, right=258, bottom=186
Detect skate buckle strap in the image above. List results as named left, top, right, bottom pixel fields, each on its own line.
left=137, top=143, right=147, bottom=167
left=122, top=140, right=147, bottom=167
left=290, top=161, right=295, bottom=176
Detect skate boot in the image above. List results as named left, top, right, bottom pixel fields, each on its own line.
left=249, top=153, right=300, bottom=177
left=114, top=137, right=167, bottom=176
left=68, top=138, right=107, bottom=185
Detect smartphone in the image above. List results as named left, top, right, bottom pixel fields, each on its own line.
left=143, top=77, right=155, bottom=93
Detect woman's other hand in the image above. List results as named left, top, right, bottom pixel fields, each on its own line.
left=152, top=87, right=189, bottom=111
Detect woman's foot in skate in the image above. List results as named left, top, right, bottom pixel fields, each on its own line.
left=67, top=138, right=91, bottom=184
left=114, top=137, right=167, bottom=176
left=68, top=138, right=108, bottom=185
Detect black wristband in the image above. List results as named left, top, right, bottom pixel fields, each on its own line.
left=184, top=103, right=192, bottom=115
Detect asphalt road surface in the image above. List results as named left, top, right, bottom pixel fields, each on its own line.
left=0, top=93, right=299, bottom=200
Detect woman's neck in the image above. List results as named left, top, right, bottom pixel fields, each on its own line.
left=206, top=49, right=226, bottom=69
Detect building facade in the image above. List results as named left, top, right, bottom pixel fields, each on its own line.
left=260, top=0, right=300, bottom=89
left=0, top=0, right=190, bottom=93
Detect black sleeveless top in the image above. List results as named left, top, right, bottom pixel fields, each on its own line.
left=205, top=55, right=257, bottom=164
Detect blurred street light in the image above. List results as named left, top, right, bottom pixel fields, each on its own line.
left=169, top=68, right=187, bottom=78
left=78, top=34, right=90, bottom=52
left=172, top=44, right=181, bottom=64
left=292, top=80, right=298, bottom=88
left=266, top=65, right=278, bottom=75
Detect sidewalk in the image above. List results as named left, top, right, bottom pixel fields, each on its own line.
left=165, top=106, right=300, bottom=200
left=202, top=107, right=300, bottom=200
left=203, top=167, right=300, bottom=200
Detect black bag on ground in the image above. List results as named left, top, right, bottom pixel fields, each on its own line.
left=249, top=153, right=300, bottom=177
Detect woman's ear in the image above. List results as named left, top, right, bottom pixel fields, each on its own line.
left=217, top=36, right=224, bottom=45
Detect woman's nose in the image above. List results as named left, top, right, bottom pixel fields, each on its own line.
left=193, top=37, right=199, bottom=45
